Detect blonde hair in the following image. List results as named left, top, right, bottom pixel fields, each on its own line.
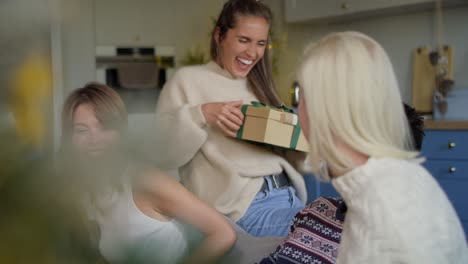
left=297, top=31, right=417, bottom=180
left=61, top=82, right=127, bottom=146
left=59, top=83, right=128, bottom=201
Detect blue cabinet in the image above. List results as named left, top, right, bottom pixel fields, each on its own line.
left=304, top=174, right=339, bottom=203
left=421, top=129, right=468, bottom=239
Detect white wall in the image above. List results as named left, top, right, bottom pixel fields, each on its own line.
left=94, top=0, right=226, bottom=67
left=265, top=0, right=468, bottom=104
left=59, top=0, right=96, bottom=95
left=49, top=0, right=96, bottom=149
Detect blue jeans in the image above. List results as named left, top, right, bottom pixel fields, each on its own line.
left=236, top=177, right=305, bottom=237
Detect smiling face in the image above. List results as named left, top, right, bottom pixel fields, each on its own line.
left=216, top=15, right=269, bottom=78
left=71, top=103, right=120, bottom=158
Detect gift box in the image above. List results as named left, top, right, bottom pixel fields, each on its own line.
left=236, top=102, right=308, bottom=152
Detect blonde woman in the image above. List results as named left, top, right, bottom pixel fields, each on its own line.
left=60, top=83, right=236, bottom=263
left=296, top=32, right=468, bottom=263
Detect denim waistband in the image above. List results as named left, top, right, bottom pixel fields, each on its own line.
left=259, top=171, right=290, bottom=192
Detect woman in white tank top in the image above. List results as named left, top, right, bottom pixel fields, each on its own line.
left=60, top=83, right=236, bottom=263
left=82, top=163, right=192, bottom=263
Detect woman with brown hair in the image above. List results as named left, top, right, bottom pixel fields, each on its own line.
left=154, top=0, right=306, bottom=237
left=60, top=83, right=236, bottom=263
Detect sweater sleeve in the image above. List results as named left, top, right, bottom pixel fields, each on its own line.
left=151, top=70, right=208, bottom=169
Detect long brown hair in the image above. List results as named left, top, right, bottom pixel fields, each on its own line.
left=210, top=0, right=282, bottom=106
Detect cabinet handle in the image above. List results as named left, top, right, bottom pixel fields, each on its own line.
left=341, top=2, right=350, bottom=10
left=448, top=142, right=456, bottom=149
left=448, top=167, right=457, bottom=173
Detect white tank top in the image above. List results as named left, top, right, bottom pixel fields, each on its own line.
left=85, top=175, right=189, bottom=263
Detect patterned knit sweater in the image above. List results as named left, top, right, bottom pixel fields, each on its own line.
left=332, top=157, right=468, bottom=264
left=260, top=197, right=345, bottom=264
left=152, top=61, right=306, bottom=221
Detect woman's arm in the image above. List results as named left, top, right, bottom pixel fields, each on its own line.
left=137, top=169, right=237, bottom=264
left=150, top=71, right=209, bottom=169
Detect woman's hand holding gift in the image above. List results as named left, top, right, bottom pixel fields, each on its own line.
left=202, top=100, right=244, bottom=137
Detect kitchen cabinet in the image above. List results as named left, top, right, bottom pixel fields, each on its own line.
left=304, top=174, right=339, bottom=203
left=421, top=125, right=468, bottom=239
left=284, top=0, right=467, bottom=23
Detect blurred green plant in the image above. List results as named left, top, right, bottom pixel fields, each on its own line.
left=0, top=52, right=99, bottom=264
left=0, top=120, right=102, bottom=264
left=180, top=46, right=208, bottom=66
left=268, top=27, right=286, bottom=77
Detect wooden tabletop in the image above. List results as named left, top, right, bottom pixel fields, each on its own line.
left=424, top=119, right=468, bottom=130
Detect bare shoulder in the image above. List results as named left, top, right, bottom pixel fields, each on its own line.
left=132, top=166, right=207, bottom=217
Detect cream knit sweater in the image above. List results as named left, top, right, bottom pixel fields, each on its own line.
left=333, top=157, right=468, bottom=264
left=153, top=61, right=306, bottom=221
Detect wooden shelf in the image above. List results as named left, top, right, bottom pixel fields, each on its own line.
left=424, top=120, right=468, bottom=130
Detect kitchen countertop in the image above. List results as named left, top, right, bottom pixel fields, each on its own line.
left=424, top=119, right=468, bottom=130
